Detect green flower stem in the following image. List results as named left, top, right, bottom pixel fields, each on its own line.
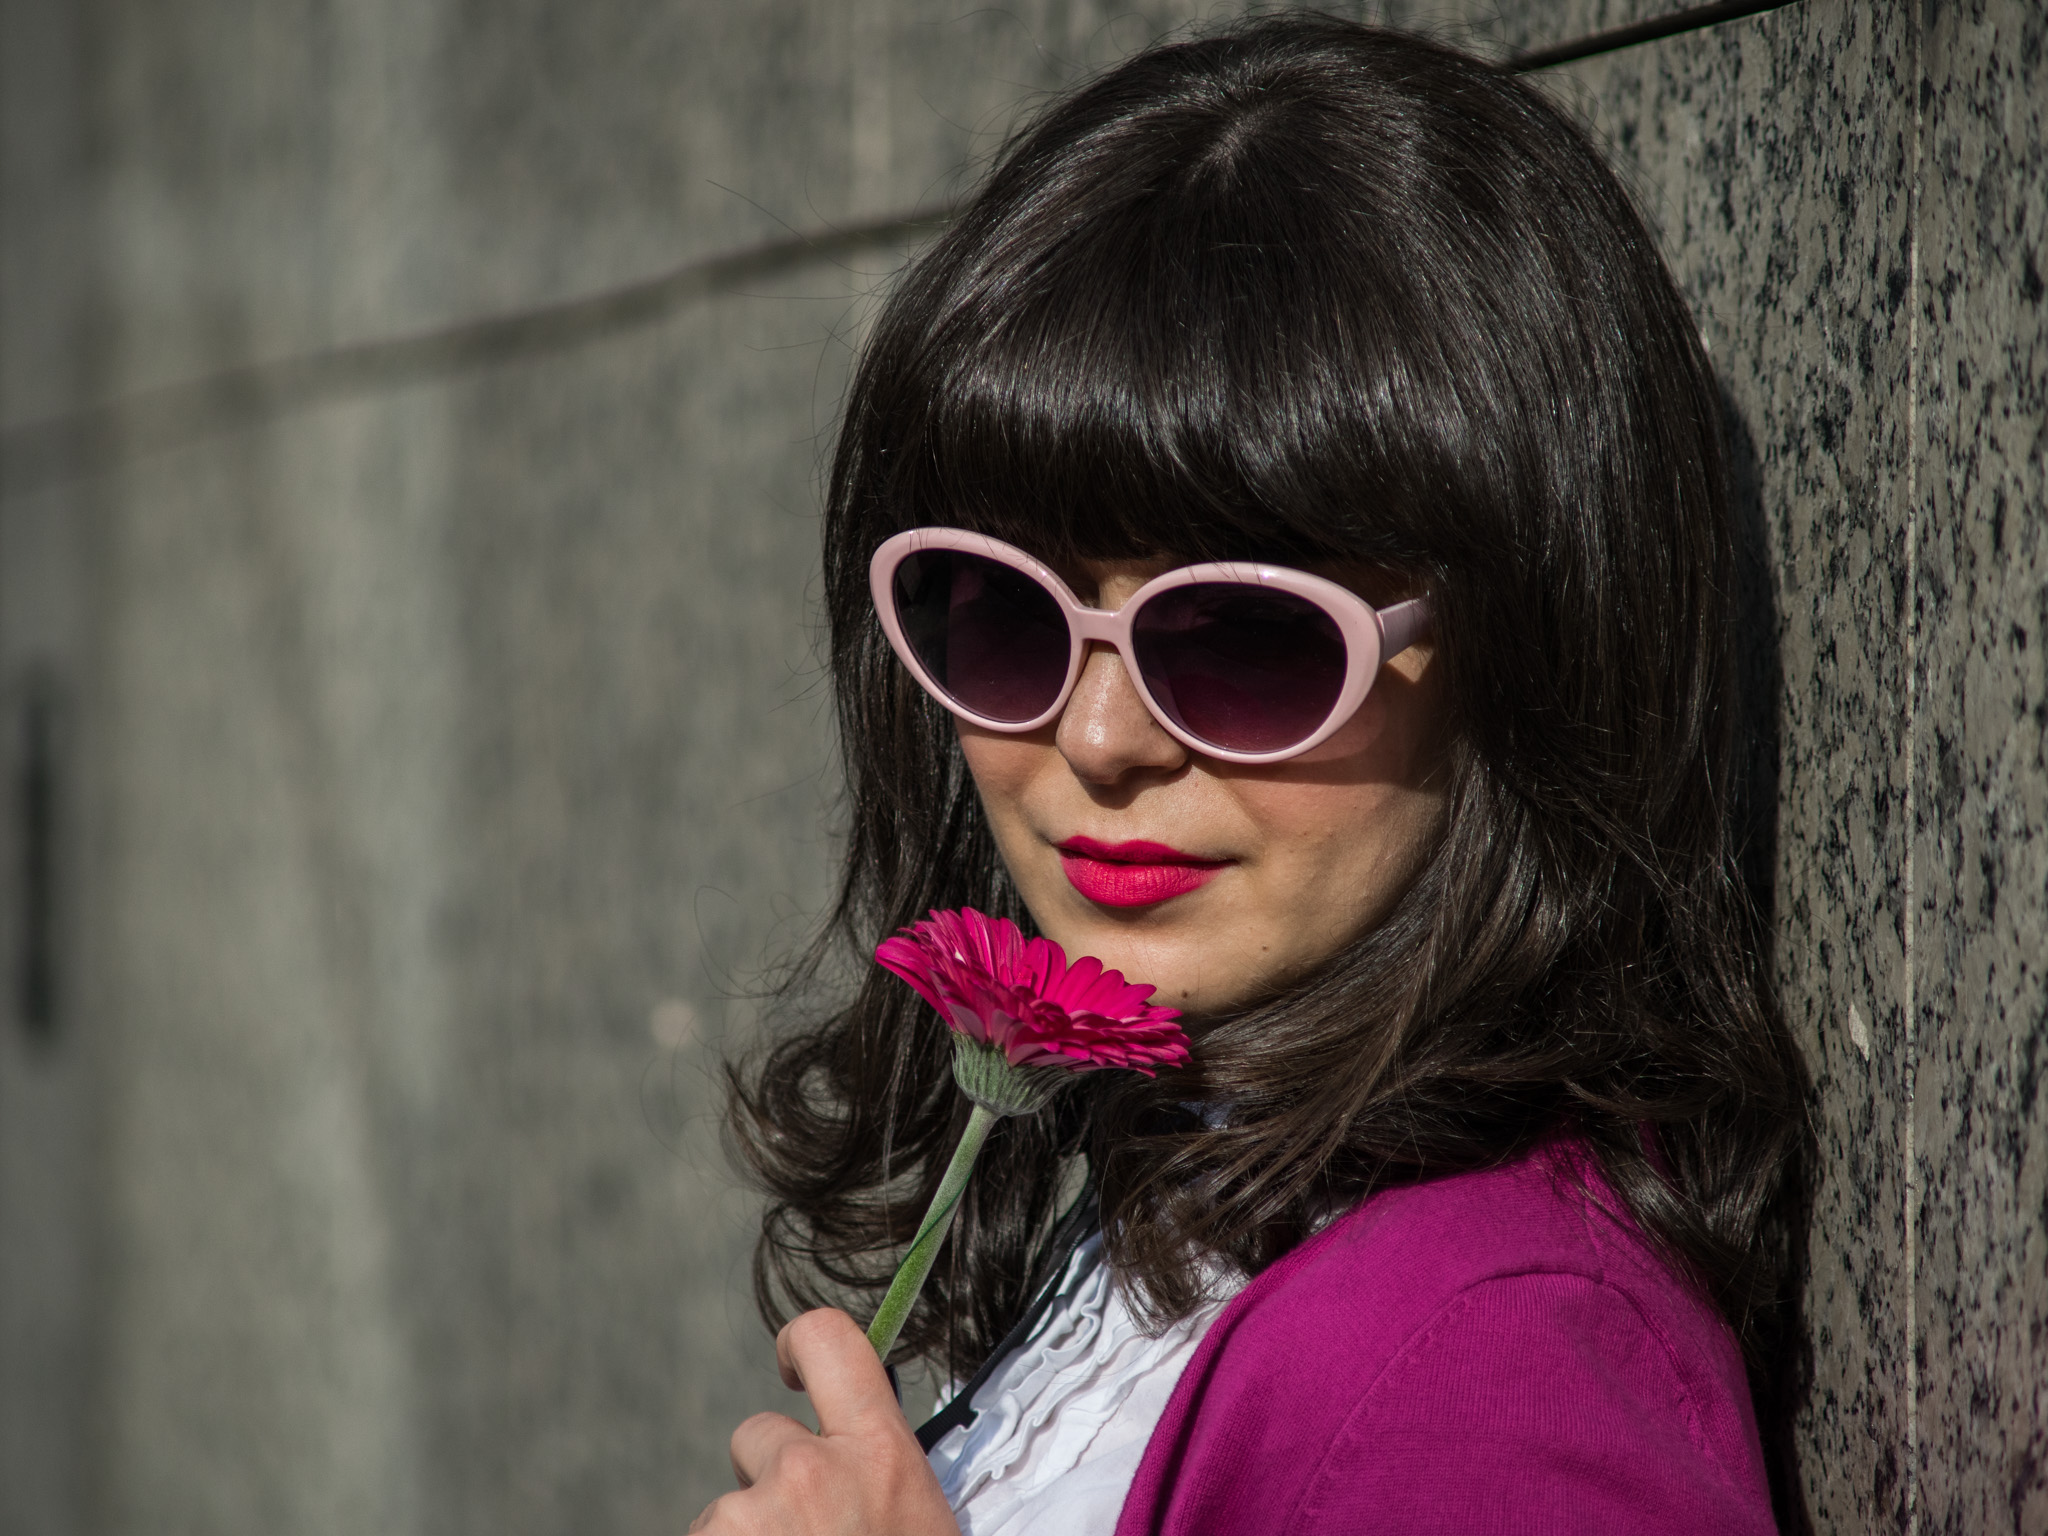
left=866, top=1101, right=998, bottom=1360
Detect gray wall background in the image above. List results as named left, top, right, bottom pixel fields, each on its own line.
left=0, top=2, right=2040, bottom=1533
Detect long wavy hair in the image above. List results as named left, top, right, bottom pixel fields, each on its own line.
left=728, top=7, right=1806, bottom=1459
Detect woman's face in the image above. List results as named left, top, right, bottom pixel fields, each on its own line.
left=959, top=556, right=1451, bottom=1017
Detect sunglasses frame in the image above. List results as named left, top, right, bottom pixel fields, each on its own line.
left=869, top=527, right=1433, bottom=765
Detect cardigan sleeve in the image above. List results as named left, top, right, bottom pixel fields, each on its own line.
left=1135, top=1270, right=1777, bottom=1536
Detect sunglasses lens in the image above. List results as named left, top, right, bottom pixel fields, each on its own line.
left=891, top=550, right=1071, bottom=723
left=1131, top=583, right=1349, bottom=754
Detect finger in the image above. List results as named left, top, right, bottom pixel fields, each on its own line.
left=729, top=1410, right=813, bottom=1489
left=774, top=1308, right=904, bottom=1438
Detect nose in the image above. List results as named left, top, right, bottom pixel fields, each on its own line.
left=1054, top=642, right=1188, bottom=785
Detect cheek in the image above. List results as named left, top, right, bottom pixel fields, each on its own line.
left=1228, top=766, right=1447, bottom=936
left=1266, top=815, right=1434, bottom=990
left=956, top=726, right=1027, bottom=793
left=1240, top=778, right=1408, bottom=865
left=1286, top=664, right=1437, bottom=775
left=954, top=727, right=1080, bottom=930
left=954, top=725, right=1055, bottom=843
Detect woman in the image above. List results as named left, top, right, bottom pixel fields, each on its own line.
left=707, top=15, right=1805, bottom=1535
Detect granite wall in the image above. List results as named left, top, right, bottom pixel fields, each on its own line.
left=1524, top=6, right=2048, bottom=1530
left=0, top=2, right=2040, bottom=1534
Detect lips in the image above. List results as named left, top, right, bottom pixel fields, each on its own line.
left=1055, top=836, right=1229, bottom=909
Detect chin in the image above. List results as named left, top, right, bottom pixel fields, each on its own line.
left=1052, top=917, right=1247, bottom=1013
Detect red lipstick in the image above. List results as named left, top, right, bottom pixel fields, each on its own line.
left=1055, top=836, right=1228, bottom=909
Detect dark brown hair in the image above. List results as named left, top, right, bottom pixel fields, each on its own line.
left=728, top=9, right=1805, bottom=1438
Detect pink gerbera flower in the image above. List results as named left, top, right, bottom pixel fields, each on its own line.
left=861, top=909, right=1189, bottom=1360
left=875, top=907, right=1188, bottom=1082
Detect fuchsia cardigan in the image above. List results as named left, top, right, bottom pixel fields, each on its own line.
left=1114, top=1139, right=1777, bottom=1535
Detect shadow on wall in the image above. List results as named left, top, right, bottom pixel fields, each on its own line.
left=1721, top=383, right=1817, bottom=1536
left=1724, top=384, right=1780, bottom=934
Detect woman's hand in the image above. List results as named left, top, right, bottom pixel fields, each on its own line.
left=689, top=1308, right=961, bottom=1536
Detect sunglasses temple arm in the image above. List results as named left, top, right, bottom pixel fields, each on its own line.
left=1376, top=597, right=1433, bottom=659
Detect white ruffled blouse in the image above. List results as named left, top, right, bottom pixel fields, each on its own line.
left=924, top=1234, right=1239, bottom=1536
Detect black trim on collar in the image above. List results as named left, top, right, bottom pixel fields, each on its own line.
left=913, top=1190, right=1103, bottom=1453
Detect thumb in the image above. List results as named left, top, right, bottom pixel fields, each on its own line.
left=775, top=1309, right=906, bottom=1440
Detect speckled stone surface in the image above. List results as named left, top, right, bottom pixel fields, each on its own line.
left=1911, top=3, right=2048, bottom=1530
left=1530, top=1, right=2048, bottom=1530
left=1539, top=6, right=1921, bottom=1527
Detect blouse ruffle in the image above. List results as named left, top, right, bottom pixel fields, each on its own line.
left=926, top=1234, right=1236, bottom=1536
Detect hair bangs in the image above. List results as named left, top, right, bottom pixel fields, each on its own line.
left=859, top=92, right=1473, bottom=579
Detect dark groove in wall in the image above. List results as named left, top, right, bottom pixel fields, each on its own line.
left=0, top=0, right=1804, bottom=493
left=15, top=667, right=60, bottom=1041
left=1508, top=0, right=1803, bottom=72
left=0, top=207, right=952, bottom=495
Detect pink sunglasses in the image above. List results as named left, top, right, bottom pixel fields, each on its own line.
left=869, top=527, right=1433, bottom=764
